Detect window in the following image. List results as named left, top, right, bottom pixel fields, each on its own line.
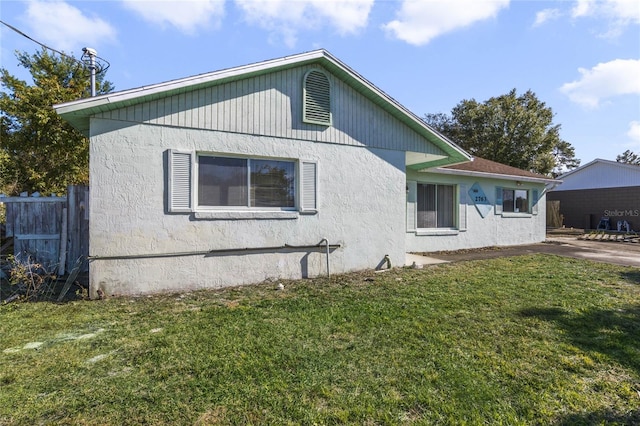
left=417, top=183, right=455, bottom=228
left=495, top=187, right=539, bottom=215
left=502, top=188, right=528, bottom=213
left=168, top=150, right=317, bottom=214
left=198, top=156, right=295, bottom=208
left=303, top=69, right=331, bottom=125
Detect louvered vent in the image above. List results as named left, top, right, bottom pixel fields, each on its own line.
left=303, top=70, right=331, bottom=125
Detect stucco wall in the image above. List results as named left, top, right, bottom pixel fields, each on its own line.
left=405, top=171, right=547, bottom=253
left=89, top=118, right=406, bottom=296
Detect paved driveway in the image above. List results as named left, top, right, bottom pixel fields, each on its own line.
left=408, top=236, right=640, bottom=268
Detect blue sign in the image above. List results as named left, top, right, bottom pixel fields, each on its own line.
left=469, top=183, right=492, bottom=218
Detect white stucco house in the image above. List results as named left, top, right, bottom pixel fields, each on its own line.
left=54, top=50, right=555, bottom=297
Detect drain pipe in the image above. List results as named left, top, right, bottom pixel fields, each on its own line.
left=319, top=238, right=330, bottom=277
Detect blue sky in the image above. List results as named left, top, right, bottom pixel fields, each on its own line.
left=1, top=0, right=639, bottom=166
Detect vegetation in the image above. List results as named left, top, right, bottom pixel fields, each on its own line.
left=0, top=49, right=113, bottom=196
left=617, top=150, right=640, bottom=165
left=1, top=255, right=638, bottom=425
left=424, top=89, right=580, bottom=176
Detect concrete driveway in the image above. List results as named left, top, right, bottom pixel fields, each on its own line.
left=407, top=235, right=640, bottom=268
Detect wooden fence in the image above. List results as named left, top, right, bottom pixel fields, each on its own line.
left=2, top=186, right=89, bottom=275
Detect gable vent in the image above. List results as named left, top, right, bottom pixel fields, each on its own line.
left=303, top=69, right=331, bottom=125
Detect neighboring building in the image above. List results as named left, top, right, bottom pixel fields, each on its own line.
left=548, top=159, right=640, bottom=230
left=54, top=50, right=554, bottom=297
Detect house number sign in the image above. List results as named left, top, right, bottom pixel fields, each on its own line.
left=469, top=182, right=492, bottom=218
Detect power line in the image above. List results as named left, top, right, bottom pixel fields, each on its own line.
left=0, top=19, right=109, bottom=74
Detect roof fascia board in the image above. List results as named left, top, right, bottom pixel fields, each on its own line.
left=425, top=166, right=558, bottom=184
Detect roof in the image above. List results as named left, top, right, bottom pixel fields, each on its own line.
left=54, top=49, right=471, bottom=168
left=431, top=157, right=558, bottom=184
left=553, top=158, right=640, bottom=191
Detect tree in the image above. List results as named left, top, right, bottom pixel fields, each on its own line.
left=616, top=150, right=640, bottom=165
left=0, top=49, right=114, bottom=195
left=424, top=89, right=579, bottom=176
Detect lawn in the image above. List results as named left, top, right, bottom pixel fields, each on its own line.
left=1, top=254, right=639, bottom=425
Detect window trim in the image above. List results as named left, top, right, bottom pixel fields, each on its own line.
left=495, top=186, right=539, bottom=217
left=414, top=182, right=460, bottom=231
left=195, top=154, right=296, bottom=211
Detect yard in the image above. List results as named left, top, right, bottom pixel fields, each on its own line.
left=1, top=254, right=638, bottom=425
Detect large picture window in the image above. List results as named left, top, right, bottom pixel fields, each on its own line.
left=198, top=156, right=295, bottom=209
left=417, top=183, right=455, bottom=228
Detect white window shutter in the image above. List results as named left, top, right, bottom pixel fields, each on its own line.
left=406, top=181, right=417, bottom=231
left=168, top=150, right=193, bottom=213
left=301, top=161, right=317, bottom=212
left=459, top=184, right=467, bottom=231
left=495, top=186, right=503, bottom=215
left=531, top=189, right=539, bottom=215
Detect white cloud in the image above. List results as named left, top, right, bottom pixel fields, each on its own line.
left=382, top=0, right=510, bottom=46
left=571, top=0, right=640, bottom=37
left=560, top=59, right=640, bottom=108
left=627, top=121, right=640, bottom=144
left=121, top=0, right=225, bottom=34
left=533, top=8, right=562, bottom=27
left=24, top=1, right=116, bottom=52
left=234, top=0, right=374, bottom=48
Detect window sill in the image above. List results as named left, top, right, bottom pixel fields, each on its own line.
left=415, top=229, right=459, bottom=236
left=500, top=212, right=533, bottom=218
left=194, top=211, right=299, bottom=220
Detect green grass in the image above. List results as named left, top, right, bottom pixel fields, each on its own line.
left=1, top=254, right=639, bottom=425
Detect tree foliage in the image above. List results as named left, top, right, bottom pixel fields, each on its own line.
left=616, top=150, right=640, bottom=165
left=424, top=89, right=580, bottom=176
left=0, top=49, right=114, bottom=195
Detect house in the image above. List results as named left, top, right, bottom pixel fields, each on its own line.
left=54, top=50, right=555, bottom=297
left=547, top=158, right=640, bottom=230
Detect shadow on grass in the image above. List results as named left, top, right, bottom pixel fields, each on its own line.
left=555, top=408, right=640, bottom=426
left=621, top=269, right=640, bottom=284
left=520, top=305, right=640, bottom=374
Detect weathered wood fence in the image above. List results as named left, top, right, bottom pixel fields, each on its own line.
left=2, top=186, right=89, bottom=275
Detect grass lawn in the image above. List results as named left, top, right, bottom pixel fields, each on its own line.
left=1, top=254, right=639, bottom=425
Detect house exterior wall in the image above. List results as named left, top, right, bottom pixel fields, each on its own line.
left=555, top=160, right=640, bottom=190
left=95, top=65, right=446, bottom=157
left=88, top=118, right=407, bottom=297
left=405, top=170, right=547, bottom=253
left=546, top=186, right=640, bottom=230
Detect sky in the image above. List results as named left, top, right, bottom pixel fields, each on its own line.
left=1, top=0, right=639, bottom=166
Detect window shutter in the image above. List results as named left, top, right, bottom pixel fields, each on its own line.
left=495, top=186, right=503, bottom=215
left=301, top=161, right=317, bottom=212
left=531, top=189, right=539, bottom=215
left=459, top=184, right=467, bottom=231
left=303, top=70, right=331, bottom=125
left=168, top=150, right=193, bottom=213
left=406, top=181, right=417, bottom=231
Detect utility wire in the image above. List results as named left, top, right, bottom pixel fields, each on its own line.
left=0, top=19, right=109, bottom=74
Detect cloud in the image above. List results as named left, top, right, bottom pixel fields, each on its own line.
left=24, top=1, right=116, bottom=52
left=533, top=8, right=562, bottom=27
left=571, top=0, right=640, bottom=37
left=382, top=0, right=510, bottom=45
left=627, top=121, right=640, bottom=144
left=121, top=0, right=225, bottom=34
left=234, top=0, right=374, bottom=48
left=560, top=59, right=640, bottom=108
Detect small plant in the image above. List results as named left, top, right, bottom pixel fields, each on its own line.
left=6, top=253, right=57, bottom=302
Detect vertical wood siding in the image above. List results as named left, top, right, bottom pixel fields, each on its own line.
left=96, top=65, right=444, bottom=155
